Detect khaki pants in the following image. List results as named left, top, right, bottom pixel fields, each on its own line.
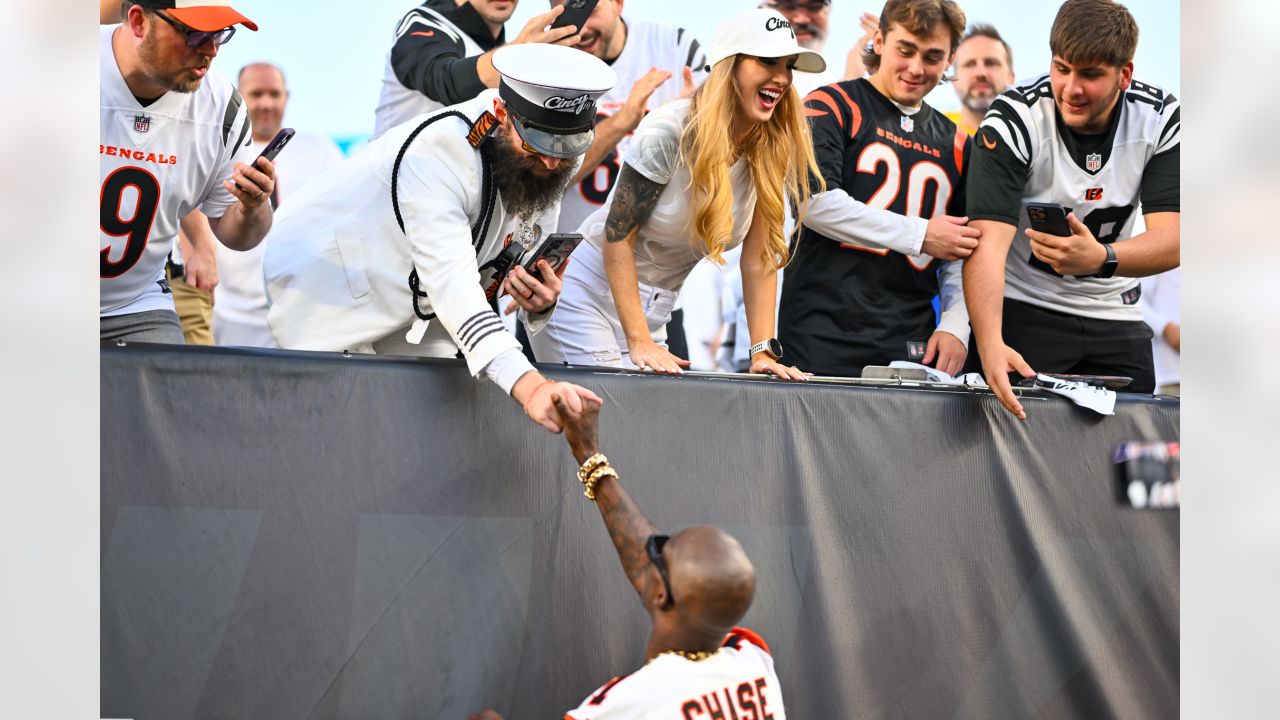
left=166, top=265, right=213, bottom=345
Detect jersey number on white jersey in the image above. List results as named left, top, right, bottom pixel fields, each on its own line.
left=100, top=166, right=161, bottom=279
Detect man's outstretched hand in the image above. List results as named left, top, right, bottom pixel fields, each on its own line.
left=552, top=393, right=602, bottom=464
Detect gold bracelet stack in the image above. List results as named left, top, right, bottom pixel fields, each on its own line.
left=576, top=453, right=616, bottom=502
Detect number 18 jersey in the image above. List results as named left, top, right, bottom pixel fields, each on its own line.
left=100, top=26, right=254, bottom=317
left=966, top=74, right=1180, bottom=321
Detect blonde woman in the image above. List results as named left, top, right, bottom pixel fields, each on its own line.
left=530, top=8, right=824, bottom=380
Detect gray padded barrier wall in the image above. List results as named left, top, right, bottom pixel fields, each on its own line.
left=101, top=345, right=1179, bottom=719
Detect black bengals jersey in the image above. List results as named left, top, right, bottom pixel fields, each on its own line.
left=780, top=78, right=970, bottom=376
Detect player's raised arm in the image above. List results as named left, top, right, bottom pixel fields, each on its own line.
left=552, top=395, right=658, bottom=599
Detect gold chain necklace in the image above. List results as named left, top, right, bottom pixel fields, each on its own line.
left=654, top=648, right=720, bottom=663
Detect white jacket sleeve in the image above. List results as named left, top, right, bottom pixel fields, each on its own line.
left=934, top=260, right=970, bottom=347
left=398, top=137, right=528, bottom=380
left=802, top=188, right=929, bottom=257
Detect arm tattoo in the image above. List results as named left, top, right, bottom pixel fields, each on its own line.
left=596, top=473, right=659, bottom=595
left=605, top=164, right=665, bottom=244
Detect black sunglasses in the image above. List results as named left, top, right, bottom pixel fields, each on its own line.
left=645, top=534, right=675, bottom=609
left=152, top=10, right=237, bottom=48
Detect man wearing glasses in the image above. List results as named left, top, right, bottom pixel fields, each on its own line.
left=471, top=395, right=787, bottom=718
left=100, top=0, right=274, bottom=344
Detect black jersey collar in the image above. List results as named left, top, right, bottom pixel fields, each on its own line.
left=1055, top=94, right=1123, bottom=176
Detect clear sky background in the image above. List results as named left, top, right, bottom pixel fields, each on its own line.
left=214, top=0, right=1180, bottom=144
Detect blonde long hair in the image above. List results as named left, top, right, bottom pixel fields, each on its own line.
left=678, top=56, right=824, bottom=269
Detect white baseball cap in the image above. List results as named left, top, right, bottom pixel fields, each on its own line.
left=491, top=44, right=617, bottom=159
left=708, top=9, right=827, bottom=73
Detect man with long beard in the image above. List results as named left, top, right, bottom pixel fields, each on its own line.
left=100, top=0, right=273, bottom=343
left=263, top=44, right=615, bottom=434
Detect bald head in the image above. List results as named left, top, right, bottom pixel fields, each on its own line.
left=664, top=525, right=756, bottom=635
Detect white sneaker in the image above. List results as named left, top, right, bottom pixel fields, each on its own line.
left=1034, top=373, right=1116, bottom=415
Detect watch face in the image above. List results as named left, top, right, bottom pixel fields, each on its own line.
left=768, top=339, right=783, bottom=359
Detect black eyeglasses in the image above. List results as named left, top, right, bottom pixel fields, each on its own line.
left=152, top=10, right=237, bottom=48
left=646, top=534, right=675, bottom=609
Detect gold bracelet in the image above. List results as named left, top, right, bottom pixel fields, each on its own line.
left=577, top=453, right=608, bottom=484
left=583, top=463, right=618, bottom=502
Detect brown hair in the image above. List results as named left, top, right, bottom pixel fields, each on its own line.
left=962, top=23, right=1013, bottom=70
left=862, top=0, right=967, bottom=76
left=1050, top=0, right=1138, bottom=67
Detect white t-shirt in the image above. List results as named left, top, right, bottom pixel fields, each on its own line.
left=579, top=99, right=757, bottom=292
left=99, top=25, right=254, bottom=317
left=565, top=628, right=786, bottom=719
left=557, top=16, right=708, bottom=236
left=213, top=131, right=344, bottom=344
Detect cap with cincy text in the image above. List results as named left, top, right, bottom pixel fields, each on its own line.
left=708, top=8, right=825, bottom=73
left=492, top=44, right=616, bottom=159
left=131, top=0, right=258, bottom=32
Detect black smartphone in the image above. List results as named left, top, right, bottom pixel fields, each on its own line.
left=550, top=0, right=600, bottom=31
left=1018, top=373, right=1133, bottom=391
left=522, top=233, right=583, bottom=276
left=258, top=127, right=296, bottom=164
left=1025, top=201, right=1071, bottom=236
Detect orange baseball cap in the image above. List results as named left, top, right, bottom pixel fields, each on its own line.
left=133, top=0, right=258, bottom=32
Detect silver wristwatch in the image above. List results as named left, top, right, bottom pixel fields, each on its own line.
left=749, top=338, right=783, bottom=361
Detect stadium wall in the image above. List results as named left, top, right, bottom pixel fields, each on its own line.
left=101, top=344, right=1179, bottom=719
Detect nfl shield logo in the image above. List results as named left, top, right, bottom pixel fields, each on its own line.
left=900, top=115, right=914, bottom=133
left=1086, top=152, right=1102, bottom=172
left=134, top=114, right=151, bottom=133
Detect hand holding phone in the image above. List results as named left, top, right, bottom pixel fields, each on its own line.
left=256, top=127, right=296, bottom=166
left=522, top=233, right=582, bottom=277
left=234, top=128, right=293, bottom=196
left=550, top=0, right=600, bottom=31
left=1025, top=202, right=1071, bottom=237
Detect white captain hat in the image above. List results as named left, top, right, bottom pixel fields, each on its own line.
left=491, top=44, right=617, bottom=159
left=708, top=8, right=827, bottom=73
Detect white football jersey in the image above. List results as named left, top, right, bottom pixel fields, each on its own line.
left=373, top=6, right=484, bottom=139
left=99, top=26, right=253, bottom=317
left=565, top=628, right=786, bottom=720
left=974, top=74, right=1180, bottom=321
left=557, top=17, right=708, bottom=235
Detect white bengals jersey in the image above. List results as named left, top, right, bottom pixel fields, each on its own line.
left=968, top=74, right=1180, bottom=321
left=99, top=26, right=253, bottom=317
left=564, top=628, right=785, bottom=720
left=557, top=17, right=708, bottom=235
left=373, top=6, right=483, bottom=139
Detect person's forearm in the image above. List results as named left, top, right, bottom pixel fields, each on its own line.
left=586, top=462, right=659, bottom=598
left=179, top=209, right=214, bottom=253
left=570, top=113, right=639, bottom=185
left=963, top=220, right=1014, bottom=351
left=935, top=261, right=970, bottom=346
left=603, top=234, right=652, bottom=345
left=1114, top=213, right=1179, bottom=277
left=475, top=50, right=500, bottom=90
left=209, top=202, right=272, bottom=252
left=804, top=189, right=926, bottom=256
left=740, top=246, right=778, bottom=348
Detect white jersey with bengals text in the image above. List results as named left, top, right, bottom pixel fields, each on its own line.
left=565, top=628, right=785, bottom=720
left=100, top=25, right=254, bottom=317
